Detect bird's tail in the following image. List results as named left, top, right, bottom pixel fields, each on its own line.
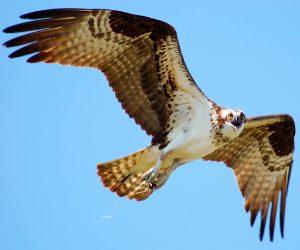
left=97, top=145, right=160, bottom=201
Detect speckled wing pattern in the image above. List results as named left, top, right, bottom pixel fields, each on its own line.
left=203, top=114, right=295, bottom=241
left=97, top=146, right=160, bottom=201
left=3, top=8, right=202, bottom=141
left=4, top=8, right=296, bottom=242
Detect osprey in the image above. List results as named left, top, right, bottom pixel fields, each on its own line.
left=3, top=8, right=295, bottom=241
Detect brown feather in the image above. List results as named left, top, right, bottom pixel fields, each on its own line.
left=270, top=181, right=280, bottom=241
left=97, top=146, right=159, bottom=201
left=204, top=114, right=295, bottom=241
left=20, top=8, right=93, bottom=19
left=3, top=18, right=76, bottom=33
left=3, top=8, right=203, bottom=139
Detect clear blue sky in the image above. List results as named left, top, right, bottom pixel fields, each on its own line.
left=1, top=1, right=299, bottom=250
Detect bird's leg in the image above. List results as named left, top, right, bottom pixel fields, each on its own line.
left=142, top=157, right=162, bottom=183
left=149, top=159, right=180, bottom=190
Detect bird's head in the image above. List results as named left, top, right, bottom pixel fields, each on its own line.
left=220, top=109, right=246, bottom=139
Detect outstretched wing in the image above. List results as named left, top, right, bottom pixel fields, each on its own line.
left=203, top=114, right=295, bottom=241
left=3, top=8, right=205, bottom=139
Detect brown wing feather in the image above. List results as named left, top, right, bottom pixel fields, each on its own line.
left=3, top=8, right=203, bottom=139
left=203, top=114, right=295, bottom=241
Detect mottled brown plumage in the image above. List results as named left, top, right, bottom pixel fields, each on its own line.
left=98, top=146, right=160, bottom=200
left=3, top=8, right=201, bottom=142
left=3, top=8, right=295, bottom=241
left=203, top=114, right=295, bottom=240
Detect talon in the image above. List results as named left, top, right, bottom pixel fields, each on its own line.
left=149, top=175, right=168, bottom=190
left=149, top=182, right=157, bottom=190
left=142, top=168, right=158, bottom=182
left=142, top=158, right=162, bottom=182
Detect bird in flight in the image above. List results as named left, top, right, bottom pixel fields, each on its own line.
left=3, top=8, right=295, bottom=241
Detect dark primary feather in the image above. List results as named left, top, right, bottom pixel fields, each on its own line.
left=204, top=114, right=295, bottom=241
left=20, top=8, right=93, bottom=19
left=4, top=9, right=295, bottom=241
left=3, top=8, right=201, bottom=142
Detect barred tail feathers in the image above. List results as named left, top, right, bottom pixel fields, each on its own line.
left=97, top=146, right=160, bottom=201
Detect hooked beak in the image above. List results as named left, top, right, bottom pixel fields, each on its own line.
left=231, top=124, right=238, bottom=133
left=231, top=119, right=242, bottom=133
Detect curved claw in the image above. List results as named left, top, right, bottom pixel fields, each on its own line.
left=142, top=158, right=162, bottom=183
left=142, top=167, right=159, bottom=183
left=149, top=177, right=168, bottom=190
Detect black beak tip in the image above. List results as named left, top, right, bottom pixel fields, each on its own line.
left=232, top=121, right=242, bottom=128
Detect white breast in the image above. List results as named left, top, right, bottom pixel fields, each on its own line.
left=163, top=92, right=218, bottom=162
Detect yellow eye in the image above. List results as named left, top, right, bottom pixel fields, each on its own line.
left=227, top=113, right=234, bottom=121
left=240, top=112, right=246, bottom=121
